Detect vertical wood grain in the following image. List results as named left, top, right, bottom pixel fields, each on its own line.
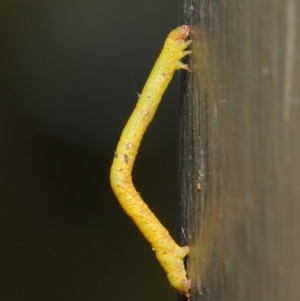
left=179, top=1, right=300, bottom=300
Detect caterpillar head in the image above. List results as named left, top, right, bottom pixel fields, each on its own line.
left=168, top=25, right=191, bottom=41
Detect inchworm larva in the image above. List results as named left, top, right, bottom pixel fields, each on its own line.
left=110, top=25, right=192, bottom=297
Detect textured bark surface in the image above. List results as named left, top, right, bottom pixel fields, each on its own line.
left=179, top=1, right=300, bottom=300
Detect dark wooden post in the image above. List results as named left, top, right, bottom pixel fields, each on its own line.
left=179, top=1, right=300, bottom=300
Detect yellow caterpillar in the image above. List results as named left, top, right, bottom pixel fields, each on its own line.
left=110, top=25, right=192, bottom=297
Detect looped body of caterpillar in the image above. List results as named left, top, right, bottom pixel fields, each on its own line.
left=110, top=25, right=192, bottom=297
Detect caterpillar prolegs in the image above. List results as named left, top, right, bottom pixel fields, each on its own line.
left=110, top=25, right=192, bottom=297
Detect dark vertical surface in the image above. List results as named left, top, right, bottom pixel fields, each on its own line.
left=179, top=0, right=300, bottom=301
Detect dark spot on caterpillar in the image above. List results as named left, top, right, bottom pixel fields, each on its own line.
left=114, top=152, right=118, bottom=158
left=124, top=154, right=129, bottom=163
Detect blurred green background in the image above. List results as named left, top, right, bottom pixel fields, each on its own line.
left=1, top=1, right=183, bottom=301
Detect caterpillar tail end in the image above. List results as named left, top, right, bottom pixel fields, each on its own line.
left=174, top=277, right=191, bottom=299
left=167, top=246, right=190, bottom=298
